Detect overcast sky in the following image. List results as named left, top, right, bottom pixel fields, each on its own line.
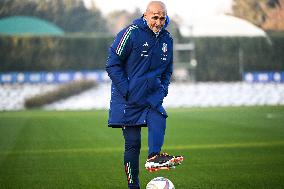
left=84, top=0, right=233, bottom=21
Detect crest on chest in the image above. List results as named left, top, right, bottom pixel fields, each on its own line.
left=161, top=43, right=168, bottom=61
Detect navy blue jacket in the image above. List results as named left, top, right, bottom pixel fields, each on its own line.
left=106, top=17, right=173, bottom=127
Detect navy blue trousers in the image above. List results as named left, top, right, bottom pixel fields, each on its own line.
left=122, top=109, right=166, bottom=189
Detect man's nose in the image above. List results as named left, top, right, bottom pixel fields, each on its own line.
left=156, top=19, right=162, bottom=26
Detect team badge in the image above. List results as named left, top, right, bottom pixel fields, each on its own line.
left=162, top=43, right=167, bottom=53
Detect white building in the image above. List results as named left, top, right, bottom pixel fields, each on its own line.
left=179, top=14, right=266, bottom=37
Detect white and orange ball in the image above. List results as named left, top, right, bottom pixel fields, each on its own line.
left=146, top=177, right=174, bottom=189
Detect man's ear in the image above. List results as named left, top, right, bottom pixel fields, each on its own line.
left=143, top=13, right=147, bottom=18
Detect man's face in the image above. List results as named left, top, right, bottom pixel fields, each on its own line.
left=144, top=9, right=166, bottom=33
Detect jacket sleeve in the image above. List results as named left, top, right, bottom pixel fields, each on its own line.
left=105, top=27, right=133, bottom=98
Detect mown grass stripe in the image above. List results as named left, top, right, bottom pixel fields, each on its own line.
left=1, top=141, right=283, bottom=156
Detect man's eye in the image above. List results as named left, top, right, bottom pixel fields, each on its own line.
left=152, top=16, right=159, bottom=20
left=152, top=16, right=166, bottom=21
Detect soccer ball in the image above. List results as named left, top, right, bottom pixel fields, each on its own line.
left=146, top=177, right=175, bottom=189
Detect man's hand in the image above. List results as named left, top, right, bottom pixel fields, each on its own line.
left=147, top=88, right=165, bottom=108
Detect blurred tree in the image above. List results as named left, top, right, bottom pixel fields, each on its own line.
left=267, top=0, right=280, bottom=7
left=0, top=0, right=109, bottom=33
left=106, top=8, right=142, bottom=34
left=232, top=0, right=284, bottom=31
left=232, top=0, right=266, bottom=27
left=261, top=0, right=284, bottom=31
left=0, top=0, right=38, bottom=17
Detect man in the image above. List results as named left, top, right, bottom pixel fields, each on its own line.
left=106, top=1, right=183, bottom=189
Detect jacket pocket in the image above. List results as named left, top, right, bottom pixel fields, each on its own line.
left=111, top=85, right=127, bottom=102
left=146, top=71, right=161, bottom=92
left=128, top=77, right=147, bottom=105
left=148, top=77, right=161, bottom=92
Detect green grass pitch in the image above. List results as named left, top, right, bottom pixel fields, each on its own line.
left=0, top=106, right=284, bottom=188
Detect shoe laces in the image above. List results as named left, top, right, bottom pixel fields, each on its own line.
left=160, top=152, right=170, bottom=156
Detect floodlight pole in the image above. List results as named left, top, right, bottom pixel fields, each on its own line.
left=238, top=47, right=244, bottom=81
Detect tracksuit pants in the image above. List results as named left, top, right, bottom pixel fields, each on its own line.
left=122, top=109, right=166, bottom=189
